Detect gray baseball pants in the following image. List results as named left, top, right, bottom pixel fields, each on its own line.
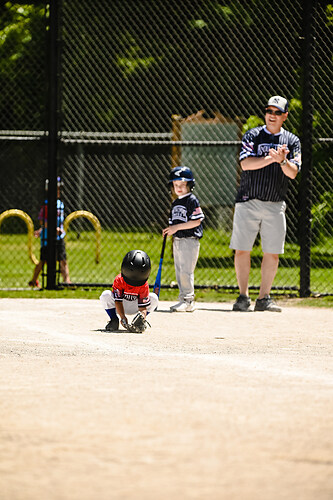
left=173, top=237, right=200, bottom=302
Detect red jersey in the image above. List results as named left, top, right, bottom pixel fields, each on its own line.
left=112, top=274, right=150, bottom=308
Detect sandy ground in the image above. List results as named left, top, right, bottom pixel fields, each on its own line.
left=0, top=298, right=332, bottom=500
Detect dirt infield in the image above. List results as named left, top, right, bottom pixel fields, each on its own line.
left=0, top=298, right=332, bottom=500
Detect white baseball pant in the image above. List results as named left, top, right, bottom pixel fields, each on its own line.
left=173, top=236, right=200, bottom=302
left=100, top=290, right=159, bottom=316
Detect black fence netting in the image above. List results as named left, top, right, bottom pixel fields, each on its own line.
left=0, top=0, right=332, bottom=295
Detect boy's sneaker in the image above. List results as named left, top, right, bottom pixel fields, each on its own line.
left=170, top=301, right=195, bottom=312
left=170, top=301, right=187, bottom=312
left=254, top=295, right=282, bottom=312
left=105, top=317, right=119, bottom=331
left=185, top=301, right=195, bottom=312
left=232, top=294, right=251, bottom=311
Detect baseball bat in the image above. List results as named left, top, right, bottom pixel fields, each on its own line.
left=153, top=234, right=167, bottom=297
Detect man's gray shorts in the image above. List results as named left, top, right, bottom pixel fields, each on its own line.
left=229, top=199, right=287, bottom=254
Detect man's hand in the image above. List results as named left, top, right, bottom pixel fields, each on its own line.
left=268, top=144, right=289, bottom=164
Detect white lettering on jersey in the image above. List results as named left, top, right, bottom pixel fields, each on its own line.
left=172, top=205, right=188, bottom=222
left=257, top=143, right=278, bottom=156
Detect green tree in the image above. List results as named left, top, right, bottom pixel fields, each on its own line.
left=0, top=2, right=47, bottom=129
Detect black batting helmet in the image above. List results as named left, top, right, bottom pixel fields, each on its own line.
left=121, top=250, right=151, bottom=286
left=169, top=166, right=195, bottom=190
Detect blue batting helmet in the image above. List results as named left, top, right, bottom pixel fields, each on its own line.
left=169, top=166, right=195, bottom=190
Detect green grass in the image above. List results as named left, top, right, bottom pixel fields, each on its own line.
left=0, top=229, right=332, bottom=299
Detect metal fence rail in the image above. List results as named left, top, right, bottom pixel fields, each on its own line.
left=0, top=0, right=332, bottom=296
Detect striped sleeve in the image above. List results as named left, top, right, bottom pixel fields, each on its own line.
left=189, top=196, right=204, bottom=221
left=239, top=130, right=257, bottom=162
left=284, top=131, right=302, bottom=171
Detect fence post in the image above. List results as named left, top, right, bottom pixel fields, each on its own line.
left=171, top=114, right=182, bottom=168
left=46, top=0, right=60, bottom=289
left=299, top=0, right=316, bottom=297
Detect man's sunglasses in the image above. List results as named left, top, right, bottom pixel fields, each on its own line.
left=265, top=108, right=283, bottom=116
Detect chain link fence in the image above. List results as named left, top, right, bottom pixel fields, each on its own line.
left=0, top=0, right=332, bottom=295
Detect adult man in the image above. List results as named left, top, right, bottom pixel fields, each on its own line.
left=230, top=95, right=301, bottom=312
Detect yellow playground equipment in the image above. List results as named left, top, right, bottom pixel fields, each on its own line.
left=64, top=210, right=101, bottom=263
left=0, top=209, right=39, bottom=265
left=0, top=208, right=101, bottom=266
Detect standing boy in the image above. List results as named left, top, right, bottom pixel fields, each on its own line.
left=230, top=96, right=301, bottom=312
left=163, top=166, right=204, bottom=312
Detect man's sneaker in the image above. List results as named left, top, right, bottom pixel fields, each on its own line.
left=254, top=295, right=282, bottom=312
left=170, top=301, right=195, bottom=312
left=232, top=294, right=251, bottom=311
left=105, top=317, right=119, bottom=331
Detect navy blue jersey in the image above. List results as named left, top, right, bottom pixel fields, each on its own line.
left=236, top=126, right=301, bottom=202
left=169, top=192, right=204, bottom=239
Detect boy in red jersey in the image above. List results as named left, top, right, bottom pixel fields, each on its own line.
left=99, top=249, right=158, bottom=331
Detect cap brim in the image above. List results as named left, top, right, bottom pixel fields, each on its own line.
left=265, top=104, right=286, bottom=112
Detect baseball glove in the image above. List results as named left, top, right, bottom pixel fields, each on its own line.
left=128, top=312, right=150, bottom=333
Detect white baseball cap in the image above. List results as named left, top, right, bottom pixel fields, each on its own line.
left=265, top=95, right=288, bottom=112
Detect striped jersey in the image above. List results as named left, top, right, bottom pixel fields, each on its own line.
left=236, top=126, right=301, bottom=202
left=168, top=192, right=204, bottom=239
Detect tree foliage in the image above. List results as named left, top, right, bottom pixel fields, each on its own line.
left=0, top=1, right=47, bottom=129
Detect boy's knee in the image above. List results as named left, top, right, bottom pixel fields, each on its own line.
left=100, top=289, right=113, bottom=308
left=148, top=292, right=159, bottom=312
